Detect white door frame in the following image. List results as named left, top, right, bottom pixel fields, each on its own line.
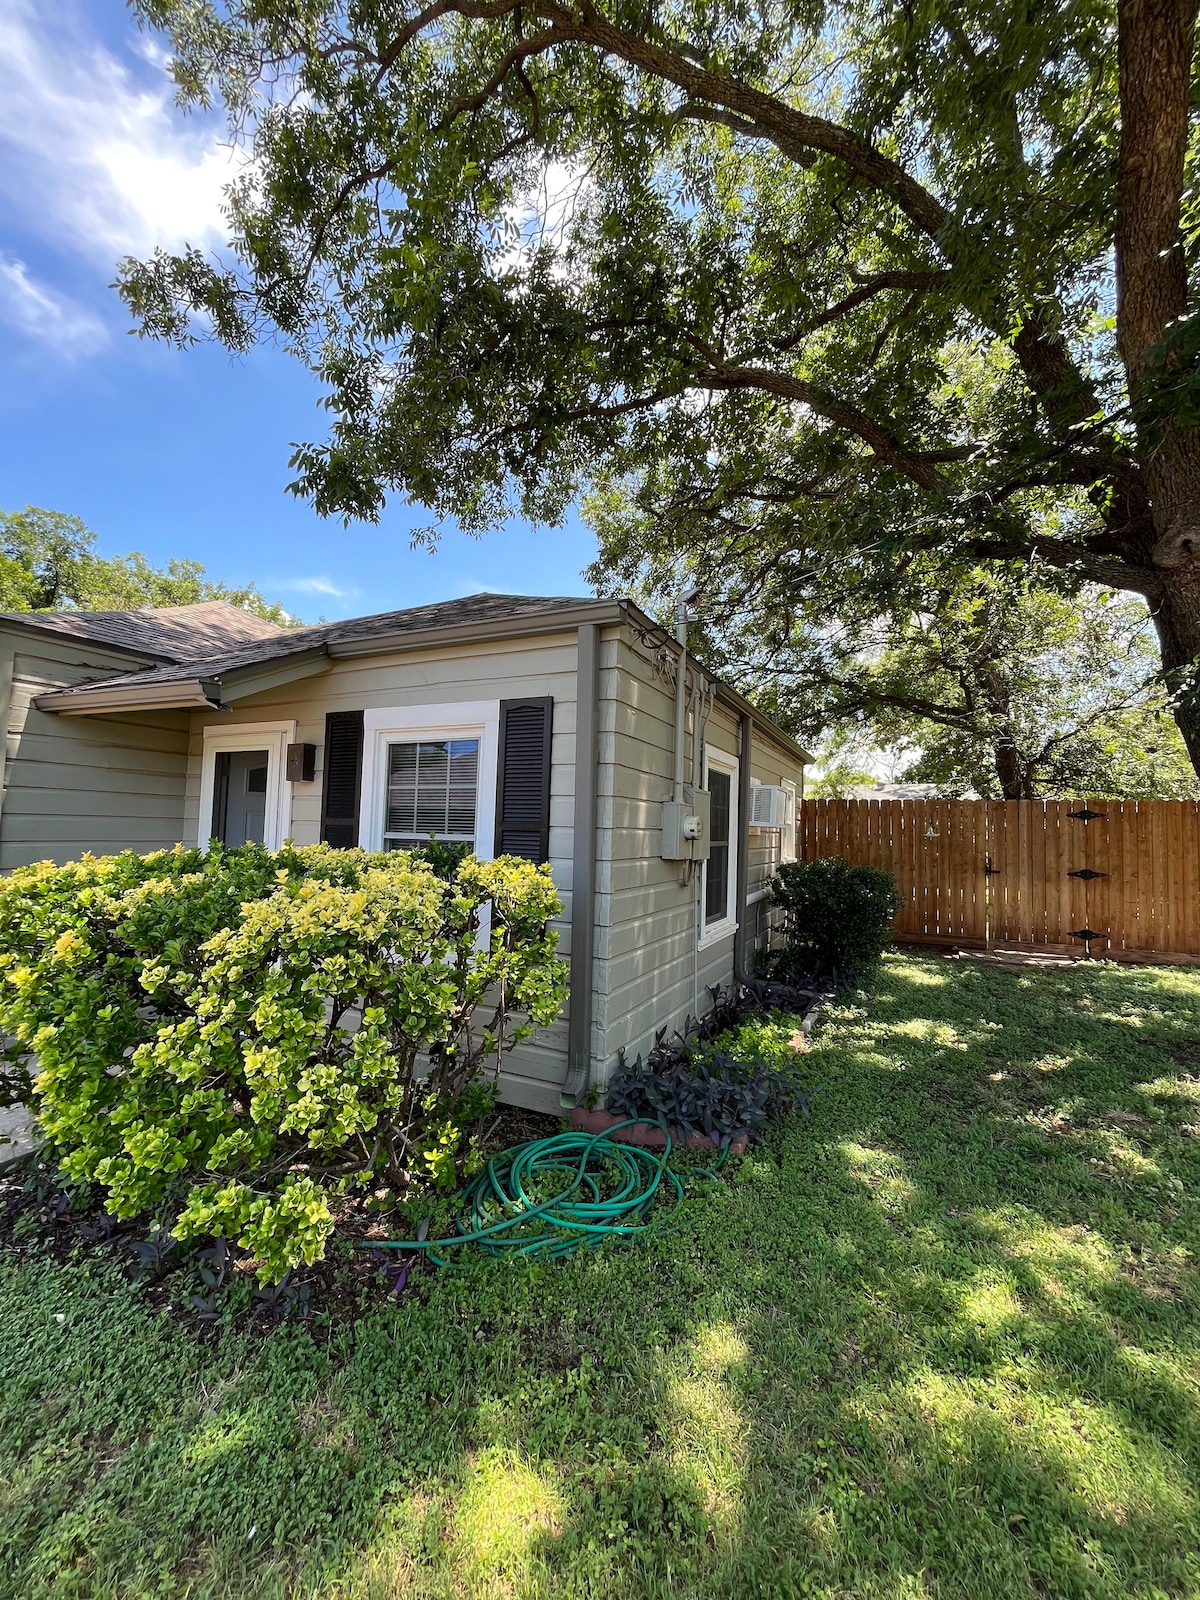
left=198, top=721, right=296, bottom=850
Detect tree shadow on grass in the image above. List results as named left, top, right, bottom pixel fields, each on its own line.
left=2, top=954, right=1199, bottom=1599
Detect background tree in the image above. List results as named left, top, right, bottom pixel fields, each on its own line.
left=0, top=507, right=293, bottom=624
left=755, top=574, right=1199, bottom=799
left=119, top=0, right=1200, bottom=768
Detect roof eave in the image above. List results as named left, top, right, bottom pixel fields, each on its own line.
left=714, top=681, right=815, bottom=766
left=325, top=601, right=625, bottom=658
left=215, top=647, right=332, bottom=701
left=34, top=645, right=334, bottom=717
left=35, top=680, right=227, bottom=716
left=618, top=599, right=814, bottom=766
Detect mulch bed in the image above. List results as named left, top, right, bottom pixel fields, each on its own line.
left=0, top=1103, right=563, bottom=1339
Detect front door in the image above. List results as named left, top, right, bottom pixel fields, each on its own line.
left=212, top=749, right=270, bottom=845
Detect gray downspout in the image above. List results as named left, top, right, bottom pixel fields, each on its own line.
left=734, top=710, right=753, bottom=983
left=0, top=644, right=14, bottom=832
left=562, top=622, right=599, bottom=1101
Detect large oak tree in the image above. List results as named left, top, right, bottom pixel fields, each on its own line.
left=123, top=0, right=1200, bottom=764
left=745, top=572, right=1200, bottom=799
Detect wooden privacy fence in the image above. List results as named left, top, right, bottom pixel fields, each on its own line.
left=800, top=798, right=1200, bottom=959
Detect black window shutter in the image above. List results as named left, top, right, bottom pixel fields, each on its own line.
left=320, top=710, right=364, bottom=847
left=494, top=697, right=553, bottom=862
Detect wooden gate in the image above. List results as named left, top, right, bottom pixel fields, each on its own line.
left=799, top=798, right=1200, bottom=959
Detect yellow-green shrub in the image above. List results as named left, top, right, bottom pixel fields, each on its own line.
left=0, top=843, right=567, bottom=1279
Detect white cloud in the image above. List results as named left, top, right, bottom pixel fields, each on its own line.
left=0, top=1, right=239, bottom=268
left=270, top=576, right=360, bottom=599
left=0, top=254, right=108, bottom=356
left=498, top=161, right=591, bottom=281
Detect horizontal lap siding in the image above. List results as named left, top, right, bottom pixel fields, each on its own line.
left=185, top=631, right=588, bottom=1114
left=746, top=739, right=800, bottom=955
left=1, top=630, right=190, bottom=870
left=595, top=635, right=805, bottom=1077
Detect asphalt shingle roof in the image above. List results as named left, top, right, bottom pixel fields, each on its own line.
left=30, top=593, right=614, bottom=702
left=0, top=600, right=286, bottom=661
left=22, top=590, right=813, bottom=762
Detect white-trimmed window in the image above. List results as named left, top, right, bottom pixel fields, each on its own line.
left=781, top=778, right=798, bottom=863
left=700, top=744, right=738, bottom=945
left=198, top=722, right=295, bottom=850
left=383, top=738, right=480, bottom=851
left=358, top=702, right=500, bottom=857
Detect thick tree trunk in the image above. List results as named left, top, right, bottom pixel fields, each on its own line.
left=981, top=667, right=1029, bottom=798
left=1152, top=564, right=1200, bottom=771
left=992, top=735, right=1027, bottom=801
left=1115, top=0, right=1200, bottom=774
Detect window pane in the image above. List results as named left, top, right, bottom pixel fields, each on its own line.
left=705, top=767, right=732, bottom=924
left=709, top=768, right=731, bottom=847
left=706, top=842, right=729, bottom=921
left=384, top=737, right=479, bottom=847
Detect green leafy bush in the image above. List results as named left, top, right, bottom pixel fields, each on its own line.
left=766, top=856, right=902, bottom=984
left=0, top=843, right=567, bottom=1280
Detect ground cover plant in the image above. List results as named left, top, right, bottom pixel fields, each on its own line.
left=601, top=978, right=825, bottom=1147
left=2, top=950, right=1199, bottom=1598
left=0, top=843, right=567, bottom=1282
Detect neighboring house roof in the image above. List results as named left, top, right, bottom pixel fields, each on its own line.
left=846, top=782, right=981, bottom=800
left=0, top=599, right=285, bottom=661
left=23, top=591, right=813, bottom=763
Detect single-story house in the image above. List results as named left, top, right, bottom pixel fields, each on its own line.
left=0, top=594, right=810, bottom=1111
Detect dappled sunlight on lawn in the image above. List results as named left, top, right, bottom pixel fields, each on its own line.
left=2, top=951, right=1199, bottom=1599
left=879, top=962, right=952, bottom=989
left=894, top=1367, right=1198, bottom=1556
left=840, top=1141, right=920, bottom=1213
left=655, top=1322, right=751, bottom=1532
left=450, top=1449, right=565, bottom=1594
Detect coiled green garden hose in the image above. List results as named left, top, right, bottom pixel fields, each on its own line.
left=367, top=1119, right=727, bottom=1267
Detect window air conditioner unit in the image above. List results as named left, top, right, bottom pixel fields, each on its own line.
left=748, top=784, right=788, bottom=829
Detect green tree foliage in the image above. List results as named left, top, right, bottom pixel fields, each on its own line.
left=805, top=759, right=884, bottom=800
left=118, top=0, right=1200, bottom=767
left=0, top=843, right=568, bottom=1280
left=755, top=575, right=1200, bottom=799
left=0, top=506, right=293, bottom=623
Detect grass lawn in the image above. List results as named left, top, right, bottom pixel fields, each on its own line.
left=2, top=950, right=1200, bottom=1600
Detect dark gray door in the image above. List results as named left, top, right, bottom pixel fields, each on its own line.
left=212, top=750, right=269, bottom=845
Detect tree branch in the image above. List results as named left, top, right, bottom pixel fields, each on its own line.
left=774, top=269, right=951, bottom=348
left=691, top=363, right=950, bottom=491
left=968, top=533, right=1160, bottom=595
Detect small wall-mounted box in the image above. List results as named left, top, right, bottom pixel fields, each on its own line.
left=286, top=742, right=317, bottom=783
left=661, top=789, right=711, bottom=862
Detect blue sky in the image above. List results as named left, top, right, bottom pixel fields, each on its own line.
left=0, top=0, right=598, bottom=623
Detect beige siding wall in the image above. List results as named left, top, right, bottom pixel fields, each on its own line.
left=0, top=628, right=190, bottom=871
left=744, top=735, right=804, bottom=960
left=184, top=631, right=586, bottom=1114
left=0, top=617, right=804, bottom=1110
left=593, top=632, right=806, bottom=1081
